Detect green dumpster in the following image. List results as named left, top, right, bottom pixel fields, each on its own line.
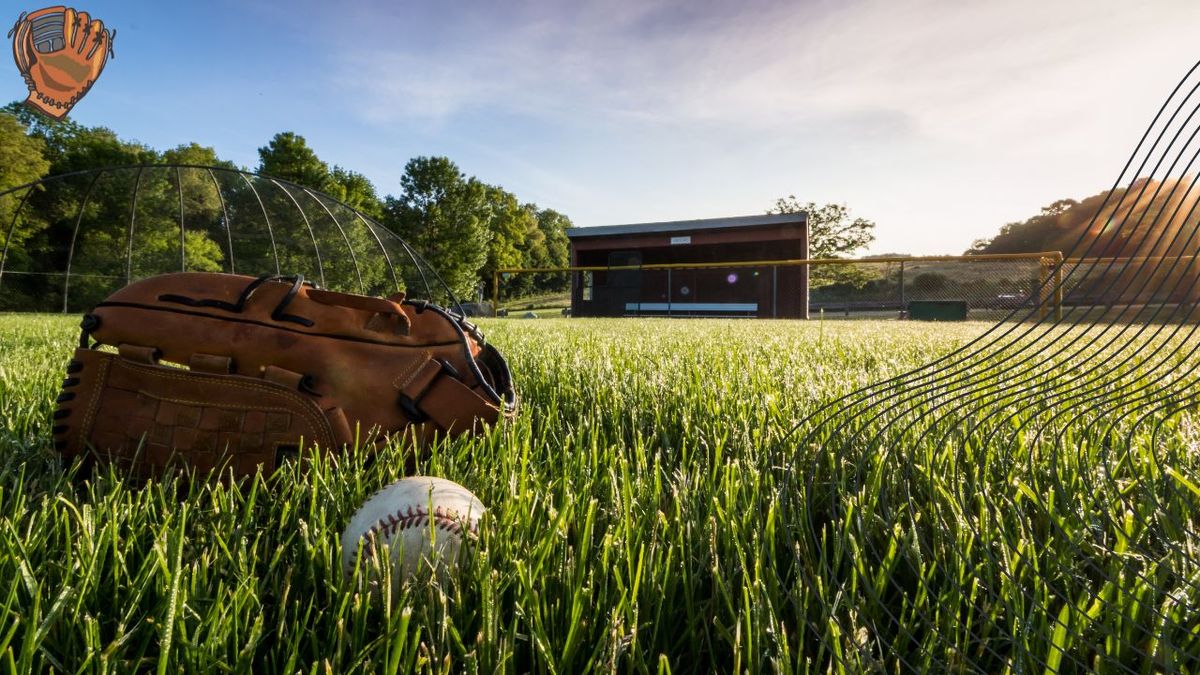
left=908, top=300, right=967, bottom=321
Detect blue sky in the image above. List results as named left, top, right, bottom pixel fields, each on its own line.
left=10, top=0, right=1200, bottom=254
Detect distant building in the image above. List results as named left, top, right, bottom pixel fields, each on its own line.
left=566, top=213, right=809, bottom=318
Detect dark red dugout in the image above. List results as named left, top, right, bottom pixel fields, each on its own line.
left=566, top=213, right=809, bottom=319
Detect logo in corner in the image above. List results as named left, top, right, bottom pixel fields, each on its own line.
left=8, top=6, right=114, bottom=120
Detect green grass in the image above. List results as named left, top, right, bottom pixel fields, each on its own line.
left=1, top=315, right=1198, bottom=672
left=497, top=290, right=571, bottom=316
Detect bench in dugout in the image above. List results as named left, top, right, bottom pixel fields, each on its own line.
left=623, top=302, right=758, bottom=317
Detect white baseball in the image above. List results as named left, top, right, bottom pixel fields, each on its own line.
left=340, top=476, right=485, bottom=582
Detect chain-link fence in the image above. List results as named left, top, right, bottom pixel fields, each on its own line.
left=493, top=253, right=1062, bottom=320
left=1056, top=255, right=1200, bottom=323
left=809, top=256, right=1055, bottom=319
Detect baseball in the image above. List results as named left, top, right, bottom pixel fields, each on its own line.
left=340, top=476, right=485, bottom=583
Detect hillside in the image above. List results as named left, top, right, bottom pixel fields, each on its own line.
left=969, top=178, right=1200, bottom=305
left=968, top=178, right=1200, bottom=260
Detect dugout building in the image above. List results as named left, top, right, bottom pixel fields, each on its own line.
left=566, top=213, right=809, bottom=318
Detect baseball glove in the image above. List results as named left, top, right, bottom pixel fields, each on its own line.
left=52, top=273, right=517, bottom=479
left=9, top=6, right=114, bottom=120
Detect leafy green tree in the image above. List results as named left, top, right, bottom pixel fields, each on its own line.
left=0, top=110, right=571, bottom=309
left=328, top=166, right=383, bottom=217
left=769, top=197, right=876, bottom=288
left=478, top=185, right=539, bottom=296
left=530, top=207, right=572, bottom=293
left=253, top=134, right=391, bottom=290
left=148, top=148, right=238, bottom=275
left=10, top=125, right=159, bottom=308
left=0, top=124, right=239, bottom=309
left=519, top=204, right=548, bottom=288
left=256, top=132, right=330, bottom=190
left=535, top=209, right=571, bottom=263
left=51, top=126, right=157, bottom=175
left=158, top=145, right=234, bottom=224
left=0, top=112, right=49, bottom=192
left=967, top=183, right=1200, bottom=258
left=768, top=197, right=875, bottom=258
left=1, top=101, right=88, bottom=168
left=0, top=111, right=51, bottom=309
left=0, top=111, right=51, bottom=252
left=252, top=133, right=337, bottom=281
left=382, top=157, right=491, bottom=301
left=161, top=143, right=235, bottom=169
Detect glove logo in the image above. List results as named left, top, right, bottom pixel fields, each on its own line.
left=8, top=6, right=114, bottom=120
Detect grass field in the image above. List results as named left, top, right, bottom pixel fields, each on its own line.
left=2, top=315, right=1198, bottom=672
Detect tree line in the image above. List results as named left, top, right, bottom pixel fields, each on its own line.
left=967, top=180, right=1200, bottom=304
left=967, top=178, right=1200, bottom=259
left=0, top=104, right=572, bottom=308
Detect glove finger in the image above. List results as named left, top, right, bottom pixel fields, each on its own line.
left=60, top=8, right=77, bottom=51
left=72, top=11, right=91, bottom=52
left=6, top=11, right=26, bottom=39
left=12, top=18, right=33, bottom=72
left=84, top=19, right=105, bottom=60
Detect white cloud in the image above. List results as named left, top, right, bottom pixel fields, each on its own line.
left=332, top=1, right=1196, bottom=130
left=318, top=0, right=1200, bottom=252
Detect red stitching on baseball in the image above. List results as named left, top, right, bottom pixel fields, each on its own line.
left=356, top=505, right=477, bottom=561
left=370, top=505, right=474, bottom=537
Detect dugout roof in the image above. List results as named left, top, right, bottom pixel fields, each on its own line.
left=566, top=212, right=807, bottom=240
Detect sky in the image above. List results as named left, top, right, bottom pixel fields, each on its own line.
left=11, top=0, right=1200, bottom=255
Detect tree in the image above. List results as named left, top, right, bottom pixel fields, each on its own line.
left=327, top=166, right=383, bottom=216
left=912, top=271, right=949, bottom=292
left=0, top=111, right=51, bottom=248
left=769, top=197, right=876, bottom=288
left=478, top=185, right=538, bottom=295
left=158, top=144, right=236, bottom=229
left=0, top=111, right=51, bottom=309
left=254, top=133, right=345, bottom=281
left=0, top=112, right=50, bottom=192
left=531, top=208, right=572, bottom=292
left=966, top=198, right=1087, bottom=255
left=0, top=108, right=573, bottom=308
left=41, top=124, right=157, bottom=175
left=768, top=197, right=875, bottom=258
left=382, top=157, right=491, bottom=301
left=256, top=132, right=330, bottom=190
left=2, top=101, right=87, bottom=167
left=3, top=122, right=162, bottom=309
left=161, top=142, right=234, bottom=169
left=964, top=182, right=1200, bottom=304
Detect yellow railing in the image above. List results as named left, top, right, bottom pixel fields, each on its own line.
left=494, top=251, right=1065, bottom=319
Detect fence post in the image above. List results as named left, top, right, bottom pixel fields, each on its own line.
left=800, top=248, right=810, bottom=320
left=1038, top=257, right=1051, bottom=320
left=1054, top=253, right=1063, bottom=321
left=898, top=260, right=906, bottom=316
left=772, top=266, right=778, bottom=318
left=492, top=270, right=500, bottom=317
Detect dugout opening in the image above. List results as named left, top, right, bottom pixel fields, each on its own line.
left=566, top=213, right=809, bottom=319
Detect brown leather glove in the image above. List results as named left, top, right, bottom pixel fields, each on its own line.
left=53, top=273, right=517, bottom=479
left=9, top=6, right=114, bottom=120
